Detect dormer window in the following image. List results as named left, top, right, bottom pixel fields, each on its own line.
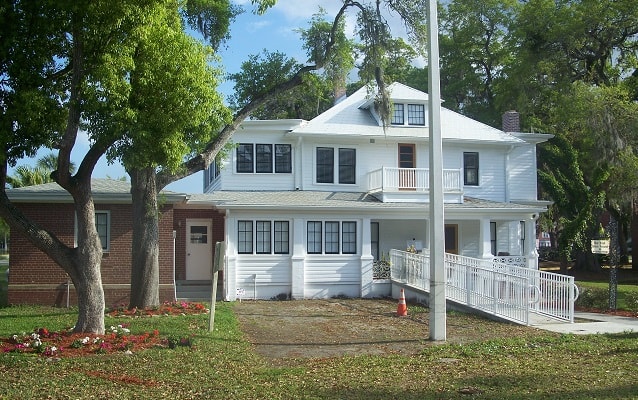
left=391, top=103, right=425, bottom=126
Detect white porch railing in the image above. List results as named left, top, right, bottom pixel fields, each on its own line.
left=389, top=249, right=579, bottom=325
left=367, top=167, right=462, bottom=192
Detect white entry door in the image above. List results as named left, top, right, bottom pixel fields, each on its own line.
left=186, top=220, right=213, bottom=280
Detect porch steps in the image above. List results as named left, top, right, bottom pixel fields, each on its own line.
left=176, top=280, right=221, bottom=301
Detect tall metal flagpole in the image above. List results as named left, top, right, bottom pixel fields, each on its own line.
left=427, top=0, right=446, bottom=341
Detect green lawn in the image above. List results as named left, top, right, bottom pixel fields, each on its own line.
left=576, top=280, right=638, bottom=310
left=1, top=303, right=637, bottom=399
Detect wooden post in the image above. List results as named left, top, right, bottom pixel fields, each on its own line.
left=209, top=242, right=225, bottom=332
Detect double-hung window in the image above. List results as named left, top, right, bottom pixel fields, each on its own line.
left=463, top=152, right=479, bottom=186
left=342, top=222, right=357, bottom=254
left=238, top=221, right=253, bottom=254
left=316, top=147, right=356, bottom=184
left=490, top=221, right=497, bottom=255
left=391, top=103, right=405, bottom=124
left=275, top=144, right=292, bottom=173
left=95, top=211, right=110, bottom=251
left=316, top=147, right=334, bottom=183
left=307, top=221, right=323, bottom=254
left=325, top=222, right=340, bottom=254
left=236, top=144, right=254, bottom=173
left=255, top=221, right=271, bottom=253
left=274, top=221, right=289, bottom=254
left=255, top=144, right=273, bottom=173
left=407, top=104, right=425, bottom=125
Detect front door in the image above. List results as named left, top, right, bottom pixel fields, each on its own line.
left=398, top=143, right=416, bottom=190
left=445, top=224, right=459, bottom=255
left=186, top=220, right=213, bottom=280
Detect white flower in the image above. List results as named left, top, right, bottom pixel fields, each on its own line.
left=50, top=346, right=57, bottom=352
left=12, top=335, right=18, bottom=341
left=121, top=327, right=130, bottom=333
left=82, top=337, right=90, bottom=345
left=93, top=337, right=101, bottom=344
left=31, top=333, right=40, bottom=340
left=33, top=339, right=42, bottom=347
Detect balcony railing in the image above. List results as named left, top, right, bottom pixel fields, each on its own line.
left=367, top=167, right=462, bottom=193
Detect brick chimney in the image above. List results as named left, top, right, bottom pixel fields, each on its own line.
left=502, top=110, right=520, bottom=132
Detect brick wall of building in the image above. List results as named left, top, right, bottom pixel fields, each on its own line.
left=8, top=202, right=177, bottom=307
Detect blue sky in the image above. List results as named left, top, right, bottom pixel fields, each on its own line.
left=9, top=0, right=415, bottom=193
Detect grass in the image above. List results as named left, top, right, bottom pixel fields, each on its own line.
left=1, top=303, right=637, bottom=399
left=576, top=280, right=638, bottom=310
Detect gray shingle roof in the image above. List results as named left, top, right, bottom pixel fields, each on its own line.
left=6, top=178, right=186, bottom=204
left=188, top=190, right=546, bottom=215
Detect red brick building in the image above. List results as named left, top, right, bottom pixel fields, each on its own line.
left=6, top=179, right=224, bottom=307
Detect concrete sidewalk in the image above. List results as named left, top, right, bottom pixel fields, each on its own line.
left=530, top=312, right=638, bottom=335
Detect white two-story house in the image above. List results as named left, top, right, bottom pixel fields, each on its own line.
left=6, top=82, right=552, bottom=306
left=195, top=82, right=552, bottom=301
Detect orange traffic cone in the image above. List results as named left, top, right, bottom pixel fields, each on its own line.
left=397, top=288, right=408, bottom=316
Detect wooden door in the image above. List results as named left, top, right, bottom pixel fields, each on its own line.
left=398, top=143, right=416, bottom=190
left=445, top=224, right=459, bottom=255
left=186, top=220, right=213, bottom=280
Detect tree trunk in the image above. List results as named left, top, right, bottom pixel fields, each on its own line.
left=129, top=167, right=160, bottom=308
left=70, top=185, right=106, bottom=333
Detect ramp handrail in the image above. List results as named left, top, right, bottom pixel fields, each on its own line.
left=390, top=249, right=577, bottom=324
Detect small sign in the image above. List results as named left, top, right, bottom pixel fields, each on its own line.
left=236, top=288, right=245, bottom=297
left=591, top=239, right=610, bottom=254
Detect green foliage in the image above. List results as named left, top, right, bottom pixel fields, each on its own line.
left=624, top=291, right=638, bottom=311
left=575, top=286, right=609, bottom=309
left=228, top=50, right=303, bottom=111
left=439, top=0, right=519, bottom=125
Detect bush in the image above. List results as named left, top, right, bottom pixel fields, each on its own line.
left=624, top=292, right=638, bottom=311
left=538, top=247, right=559, bottom=262
left=576, top=286, right=608, bottom=309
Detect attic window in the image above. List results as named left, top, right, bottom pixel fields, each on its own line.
left=391, top=103, right=425, bottom=126
left=391, top=104, right=404, bottom=124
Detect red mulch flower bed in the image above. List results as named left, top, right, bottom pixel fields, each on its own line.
left=1, top=302, right=207, bottom=358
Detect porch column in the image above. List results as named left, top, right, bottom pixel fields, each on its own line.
left=291, top=218, right=305, bottom=299
left=360, top=218, right=374, bottom=298
left=479, top=217, right=493, bottom=262
left=225, top=213, right=237, bottom=301
left=526, top=216, right=539, bottom=269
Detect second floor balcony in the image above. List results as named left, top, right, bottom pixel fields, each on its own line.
left=367, top=167, right=463, bottom=203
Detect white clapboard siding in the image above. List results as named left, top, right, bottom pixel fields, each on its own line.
left=508, top=145, right=537, bottom=201
left=304, top=256, right=361, bottom=298
left=234, top=255, right=292, bottom=300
